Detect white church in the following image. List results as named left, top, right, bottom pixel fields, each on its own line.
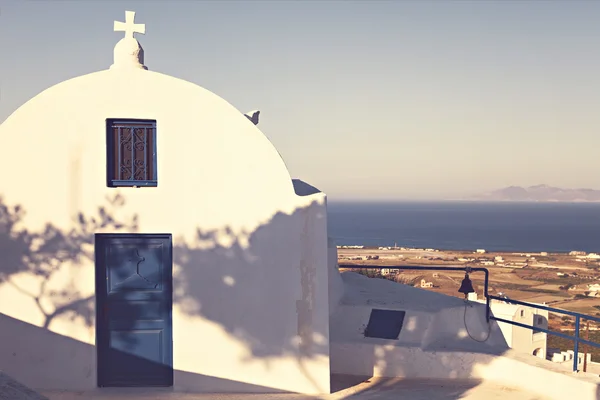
left=0, top=11, right=597, bottom=400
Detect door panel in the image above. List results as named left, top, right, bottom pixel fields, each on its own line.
left=96, top=234, right=173, bottom=387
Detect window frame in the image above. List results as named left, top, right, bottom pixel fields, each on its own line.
left=106, top=118, right=158, bottom=188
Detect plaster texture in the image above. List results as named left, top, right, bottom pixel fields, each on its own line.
left=0, top=11, right=330, bottom=395
left=327, top=270, right=600, bottom=400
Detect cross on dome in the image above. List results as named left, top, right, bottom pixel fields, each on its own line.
left=110, top=10, right=148, bottom=70
left=114, top=11, right=145, bottom=39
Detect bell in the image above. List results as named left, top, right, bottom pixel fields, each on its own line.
left=458, top=273, right=475, bottom=297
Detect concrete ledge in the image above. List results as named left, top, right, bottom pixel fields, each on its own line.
left=475, top=349, right=600, bottom=400
left=331, top=342, right=600, bottom=400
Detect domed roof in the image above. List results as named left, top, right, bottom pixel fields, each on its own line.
left=0, top=11, right=297, bottom=234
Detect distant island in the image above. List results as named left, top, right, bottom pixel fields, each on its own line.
left=469, top=184, right=600, bottom=203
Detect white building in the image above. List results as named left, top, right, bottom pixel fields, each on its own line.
left=0, top=11, right=329, bottom=395
left=588, top=284, right=600, bottom=292
left=420, top=279, right=434, bottom=288
left=570, top=251, right=587, bottom=256
left=381, top=268, right=400, bottom=276
left=474, top=296, right=548, bottom=359
left=0, top=10, right=597, bottom=400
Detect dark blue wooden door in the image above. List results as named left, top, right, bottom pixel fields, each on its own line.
left=95, top=234, right=173, bottom=387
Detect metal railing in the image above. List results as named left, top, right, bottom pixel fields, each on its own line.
left=338, top=263, right=600, bottom=372
left=488, top=295, right=600, bottom=372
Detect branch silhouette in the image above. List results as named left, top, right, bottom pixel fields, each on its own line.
left=0, top=193, right=138, bottom=329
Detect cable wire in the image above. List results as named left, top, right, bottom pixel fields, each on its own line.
left=463, top=299, right=492, bottom=343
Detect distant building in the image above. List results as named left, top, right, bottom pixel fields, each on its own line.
left=381, top=268, right=400, bottom=276
left=475, top=249, right=486, bottom=254
left=420, top=279, right=433, bottom=288
left=474, top=296, right=548, bottom=359
left=548, top=349, right=592, bottom=371
left=570, top=251, right=587, bottom=256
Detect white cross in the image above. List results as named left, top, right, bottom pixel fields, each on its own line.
left=114, top=11, right=145, bottom=39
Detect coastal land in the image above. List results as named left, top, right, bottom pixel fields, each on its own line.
left=468, top=184, right=600, bottom=202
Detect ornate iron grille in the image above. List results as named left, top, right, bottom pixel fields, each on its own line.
left=107, top=119, right=157, bottom=187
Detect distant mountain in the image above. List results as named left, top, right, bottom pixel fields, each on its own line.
left=470, top=185, right=600, bottom=202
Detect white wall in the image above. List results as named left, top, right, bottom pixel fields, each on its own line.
left=327, top=273, right=599, bottom=400
left=0, top=67, right=330, bottom=394
left=492, top=310, right=516, bottom=348
left=492, top=303, right=548, bottom=359
left=329, top=272, right=509, bottom=378
left=474, top=300, right=548, bottom=360
left=327, top=238, right=344, bottom=317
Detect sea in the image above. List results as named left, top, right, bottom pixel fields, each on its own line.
left=327, top=201, right=600, bottom=253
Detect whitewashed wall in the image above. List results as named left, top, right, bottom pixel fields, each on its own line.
left=329, top=272, right=509, bottom=378
left=0, top=68, right=330, bottom=394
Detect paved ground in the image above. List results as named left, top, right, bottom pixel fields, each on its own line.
left=42, top=377, right=550, bottom=400
left=0, top=372, right=49, bottom=400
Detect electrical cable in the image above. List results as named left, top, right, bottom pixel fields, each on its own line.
left=463, top=299, right=492, bottom=343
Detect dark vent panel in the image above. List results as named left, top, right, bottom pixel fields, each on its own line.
left=364, top=309, right=406, bottom=340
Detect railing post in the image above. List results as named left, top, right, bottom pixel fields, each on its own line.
left=483, top=268, right=491, bottom=321
left=584, top=320, right=589, bottom=373
left=574, top=316, right=581, bottom=372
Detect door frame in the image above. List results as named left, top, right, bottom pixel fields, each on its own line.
left=94, top=233, right=174, bottom=387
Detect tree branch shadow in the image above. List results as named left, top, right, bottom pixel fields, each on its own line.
left=0, top=193, right=138, bottom=330
left=0, top=194, right=330, bottom=394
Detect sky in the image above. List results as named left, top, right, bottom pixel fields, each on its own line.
left=1, top=0, right=599, bottom=201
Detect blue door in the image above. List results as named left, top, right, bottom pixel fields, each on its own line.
left=95, top=234, right=173, bottom=387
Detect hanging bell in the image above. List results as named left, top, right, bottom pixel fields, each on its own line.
left=458, top=273, right=475, bottom=297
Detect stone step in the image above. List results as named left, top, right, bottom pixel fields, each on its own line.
left=0, top=372, right=49, bottom=400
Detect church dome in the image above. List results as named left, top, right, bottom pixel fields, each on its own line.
left=0, top=11, right=296, bottom=236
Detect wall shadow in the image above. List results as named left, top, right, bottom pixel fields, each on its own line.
left=0, top=194, right=330, bottom=394
left=0, top=193, right=138, bottom=329
left=0, top=192, right=566, bottom=399
left=172, top=205, right=328, bottom=359
left=326, top=269, right=520, bottom=399
left=334, top=378, right=484, bottom=400
left=0, top=312, right=284, bottom=396
left=169, top=198, right=329, bottom=392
